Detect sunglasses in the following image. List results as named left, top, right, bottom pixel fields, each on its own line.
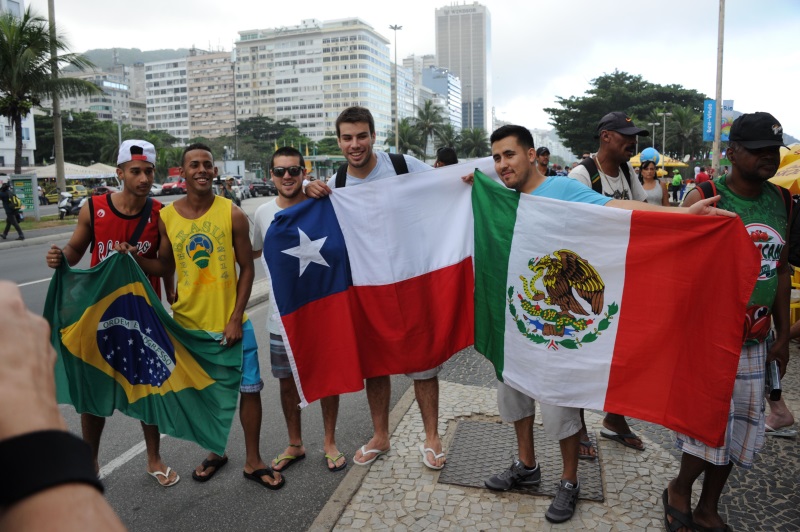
left=272, top=166, right=303, bottom=177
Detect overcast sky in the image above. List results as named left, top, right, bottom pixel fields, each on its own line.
left=28, top=0, right=800, bottom=139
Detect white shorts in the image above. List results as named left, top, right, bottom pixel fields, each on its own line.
left=497, top=381, right=582, bottom=441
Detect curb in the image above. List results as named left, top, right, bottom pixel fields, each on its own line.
left=0, top=231, right=73, bottom=249
left=308, top=384, right=418, bottom=531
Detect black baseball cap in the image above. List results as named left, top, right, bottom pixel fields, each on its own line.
left=729, top=112, right=786, bottom=149
left=594, top=112, right=649, bottom=138
left=536, top=147, right=550, bottom=156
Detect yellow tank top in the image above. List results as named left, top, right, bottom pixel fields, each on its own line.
left=161, top=196, right=247, bottom=332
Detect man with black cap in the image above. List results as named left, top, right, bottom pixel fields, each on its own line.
left=568, top=111, right=649, bottom=202
left=536, top=147, right=558, bottom=176
left=568, top=112, right=649, bottom=458
left=44, top=140, right=180, bottom=488
left=0, top=182, right=24, bottom=240
left=664, top=112, right=791, bottom=532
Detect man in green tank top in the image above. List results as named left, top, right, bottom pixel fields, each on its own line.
left=664, top=112, right=790, bottom=532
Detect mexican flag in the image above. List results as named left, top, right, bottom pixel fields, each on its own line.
left=472, top=170, right=760, bottom=447
left=43, top=252, right=242, bottom=455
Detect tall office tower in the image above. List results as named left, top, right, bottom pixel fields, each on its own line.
left=0, top=0, right=23, bottom=17
left=187, top=48, right=235, bottom=139
left=144, top=58, right=189, bottom=144
left=236, top=18, right=392, bottom=143
left=435, top=2, right=491, bottom=132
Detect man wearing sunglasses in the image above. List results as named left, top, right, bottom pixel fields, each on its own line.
left=251, top=147, right=347, bottom=474
left=305, top=106, right=447, bottom=471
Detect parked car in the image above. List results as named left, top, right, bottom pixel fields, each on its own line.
left=252, top=179, right=277, bottom=196
left=92, top=185, right=120, bottom=195
left=161, top=176, right=186, bottom=195
left=149, top=183, right=163, bottom=196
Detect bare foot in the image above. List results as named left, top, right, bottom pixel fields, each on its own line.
left=244, top=460, right=283, bottom=488
left=353, top=435, right=390, bottom=465
left=272, top=443, right=306, bottom=472
left=421, top=435, right=446, bottom=468
left=147, top=458, right=179, bottom=486
left=602, top=415, right=644, bottom=450
left=324, top=444, right=346, bottom=470
left=665, top=480, right=694, bottom=532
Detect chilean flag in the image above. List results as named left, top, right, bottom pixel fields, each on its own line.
left=264, top=160, right=494, bottom=406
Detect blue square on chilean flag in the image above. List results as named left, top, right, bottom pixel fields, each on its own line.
left=264, top=196, right=352, bottom=316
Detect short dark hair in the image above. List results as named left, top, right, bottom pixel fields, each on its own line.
left=181, top=142, right=214, bottom=167
left=335, top=106, right=375, bottom=137
left=490, top=125, right=534, bottom=151
left=270, top=146, right=305, bottom=170
left=699, top=166, right=705, bottom=172
left=435, top=147, right=458, bottom=166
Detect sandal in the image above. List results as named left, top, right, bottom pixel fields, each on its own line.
left=272, top=443, right=306, bottom=472
left=191, top=455, right=228, bottom=482
left=579, top=439, right=597, bottom=460
left=243, top=467, right=285, bottom=490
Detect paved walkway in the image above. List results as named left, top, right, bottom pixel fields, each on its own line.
left=313, top=347, right=800, bottom=531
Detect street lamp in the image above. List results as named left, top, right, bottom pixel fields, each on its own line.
left=659, top=112, right=673, bottom=169
left=389, top=24, right=402, bottom=154
left=647, top=122, right=659, bottom=148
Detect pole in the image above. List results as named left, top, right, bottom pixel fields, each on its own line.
left=48, top=0, right=66, bottom=194
left=117, top=116, right=122, bottom=147
left=712, top=0, right=725, bottom=171
left=390, top=25, right=402, bottom=154
left=661, top=112, right=672, bottom=169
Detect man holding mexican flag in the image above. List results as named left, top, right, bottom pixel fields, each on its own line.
left=470, top=124, right=756, bottom=524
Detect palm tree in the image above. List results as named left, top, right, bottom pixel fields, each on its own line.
left=459, top=128, right=490, bottom=158
left=0, top=8, right=98, bottom=173
left=414, top=99, right=445, bottom=161
left=435, top=123, right=461, bottom=152
left=385, top=117, right=425, bottom=159
left=669, top=105, right=703, bottom=159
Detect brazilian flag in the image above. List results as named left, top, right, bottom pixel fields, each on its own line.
left=43, top=253, right=242, bottom=455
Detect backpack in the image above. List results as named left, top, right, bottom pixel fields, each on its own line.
left=578, top=158, right=632, bottom=195
left=695, top=180, right=796, bottom=264
left=335, top=153, right=409, bottom=188
left=9, top=193, right=22, bottom=212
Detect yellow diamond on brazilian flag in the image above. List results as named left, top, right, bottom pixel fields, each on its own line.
left=44, top=253, right=242, bottom=455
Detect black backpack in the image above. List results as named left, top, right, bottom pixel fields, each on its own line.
left=578, top=158, right=632, bottom=195
left=335, top=153, right=409, bottom=188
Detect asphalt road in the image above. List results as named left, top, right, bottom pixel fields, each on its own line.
left=0, top=193, right=405, bottom=531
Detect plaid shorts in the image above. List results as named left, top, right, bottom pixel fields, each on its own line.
left=674, top=341, right=767, bottom=468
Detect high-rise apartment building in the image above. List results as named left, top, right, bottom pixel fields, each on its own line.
left=0, top=0, right=22, bottom=17
left=422, top=66, right=462, bottom=130
left=187, top=49, right=235, bottom=139
left=435, top=2, right=491, bottom=132
left=145, top=58, right=189, bottom=144
left=235, top=18, right=392, bottom=143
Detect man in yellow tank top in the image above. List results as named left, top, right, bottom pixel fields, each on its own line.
left=155, top=143, right=283, bottom=490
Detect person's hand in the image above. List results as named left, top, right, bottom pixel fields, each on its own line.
left=221, top=316, right=243, bottom=347
left=45, top=245, right=63, bottom=269
left=112, top=242, right=138, bottom=255
left=687, top=195, right=737, bottom=218
left=0, top=282, right=66, bottom=440
left=305, top=180, right=332, bottom=199
left=766, top=337, right=790, bottom=378
left=461, top=173, right=475, bottom=186
left=166, top=289, right=177, bottom=305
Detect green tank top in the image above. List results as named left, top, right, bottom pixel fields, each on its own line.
left=714, top=176, right=787, bottom=344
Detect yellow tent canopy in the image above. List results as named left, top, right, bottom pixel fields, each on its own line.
left=630, top=152, right=688, bottom=168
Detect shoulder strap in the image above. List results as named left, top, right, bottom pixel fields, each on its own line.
left=128, top=197, right=153, bottom=247
left=88, top=196, right=95, bottom=253
left=619, top=163, right=632, bottom=189
left=695, top=181, right=718, bottom=207
left=578, top=158, right=602, bottom=194
left=388, top=152, right=409, bottom=175
left=335, top=163, right=348, bottom=188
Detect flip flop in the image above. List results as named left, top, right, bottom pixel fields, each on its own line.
left=419, top=444, right=446, bottom=470
left=662, top=488, right=695, bottom=532
left=765, top=424, right=798, bottom=438
left=695, top=524, right=732, bottom=532
left=579, top=439, right=597, bottom=460
left=353, top=445, right=390, bottom=466
left=191, top=455, right=228, bottom=482
left=325, top=452, right=347, bottom=472
left=243, top=467, right=285, bottom=490
left=147, top=467, right=180, bottom=487
left=600, top=428, right=645, bottom=451
left=272, top=452, right=306, bottom=472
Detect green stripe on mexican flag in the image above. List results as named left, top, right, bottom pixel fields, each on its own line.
left=472, top=170, right=760, bottom=447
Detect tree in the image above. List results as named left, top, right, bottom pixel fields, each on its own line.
left=315, top=137, right=341, bottom=156
left=459, top=128, right=489, bottom=158
left=236, top=115, right=295, bottom=144
left=669, top=105, right=705, bottom=159
left=434, top=123, right=461, bottom=152
left=385, top=117, right=425, bottom=158
left=0, top=8, right=98, bottom=173
left=544, top=70, right=707, bottom=157
left=414, top=99, right=445, bottom=161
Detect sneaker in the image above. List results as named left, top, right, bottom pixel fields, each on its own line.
left=0, top=234, right=5, bottom=239
left=484, top=459, right=541, bottom=491
left=16, top=235, right=24, bottom=241
left=545, top=479, right=580, bottom=523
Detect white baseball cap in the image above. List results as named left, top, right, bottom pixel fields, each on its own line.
left=117, top=139, right=156, bottom=166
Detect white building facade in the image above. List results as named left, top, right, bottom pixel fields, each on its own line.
left=145, top=58, right=189, bottom=144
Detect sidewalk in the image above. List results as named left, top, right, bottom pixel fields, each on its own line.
left=313, top=347, right=800, bottom=531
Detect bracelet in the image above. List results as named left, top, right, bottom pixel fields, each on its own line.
left=0, top=430, right=103, bottom=507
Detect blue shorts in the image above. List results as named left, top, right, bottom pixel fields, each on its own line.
left=240, top=320, right=264, bottom=393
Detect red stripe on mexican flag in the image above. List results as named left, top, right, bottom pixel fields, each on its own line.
left=473, top=170, right=760, bottom=447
